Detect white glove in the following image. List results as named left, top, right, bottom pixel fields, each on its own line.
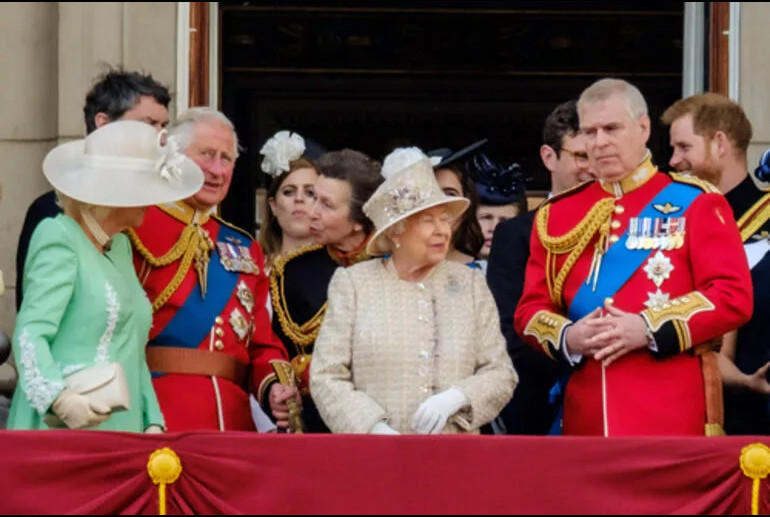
left=411, top=388, right=468, bottom=435
left=144, top=424, right=165, bottom=434
left=50, top=388, right=111, bottom=429
left=370, top=421, right=400, bottom=435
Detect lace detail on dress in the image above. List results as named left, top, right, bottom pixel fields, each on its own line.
left=18, top=330, right=66, bottom=416
left=95, top=281, right=119, bottom=364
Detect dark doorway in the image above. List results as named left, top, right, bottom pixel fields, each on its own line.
left=219, top=1, right=684, bottom=234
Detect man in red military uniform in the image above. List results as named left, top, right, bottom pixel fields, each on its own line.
left=129, top=107, right=297, bottom=431
left=514, top=78, right=753, bottom=436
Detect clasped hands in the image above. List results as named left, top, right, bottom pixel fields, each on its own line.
left=565, top=299, right=651, bottom=367
left=371, top=388, right=468, bottom=436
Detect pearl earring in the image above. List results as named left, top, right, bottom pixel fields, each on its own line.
left=395, top=242, right=401, bottom=249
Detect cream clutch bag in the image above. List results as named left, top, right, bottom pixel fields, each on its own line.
left=44, top=362, right=130, bottom=428
left=65, top=362, right=131, bottom=412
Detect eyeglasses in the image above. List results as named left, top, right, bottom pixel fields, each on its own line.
left=561, top=148, right=590, bottom=166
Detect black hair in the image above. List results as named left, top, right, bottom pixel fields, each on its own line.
left=83, top=66, right=171, bottom=134
left=542, top=100, right=580, bottom=156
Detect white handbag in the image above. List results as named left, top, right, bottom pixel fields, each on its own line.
left=64, top=362, right=131, bottom=412
left=44, top=362, right=131, bottom=428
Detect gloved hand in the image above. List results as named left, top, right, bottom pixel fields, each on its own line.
left=411, top=388, right=468, bottom=435
left=370, top=421, right=400, bottom=435
left=144, top=424, right=164, bottom=434
left=50, top=388, right=111, bottom=429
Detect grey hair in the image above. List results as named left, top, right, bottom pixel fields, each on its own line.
left=380, top=220, right=408, bottom=253
left=578, top=78, right=648, bottom=119
left=55, top=190, right=112, bottom=221
left=170, top=107, right=240, bottom=158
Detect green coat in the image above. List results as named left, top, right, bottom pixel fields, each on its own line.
left=8, top=214, right=164, bottom=431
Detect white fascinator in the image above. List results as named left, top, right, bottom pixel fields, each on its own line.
left=260, top=130, right=306, bottom=177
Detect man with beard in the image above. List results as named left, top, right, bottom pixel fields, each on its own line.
left=662, top=93, right=770, bottom=434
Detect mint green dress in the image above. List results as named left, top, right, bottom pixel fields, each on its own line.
left=7, top=214, right=164, bottom=431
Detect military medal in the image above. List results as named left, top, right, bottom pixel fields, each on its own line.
left=626, top=218, right=639, bottom=250
left=652, top=218, right=662, bottom=249
left=675, top=217, right=686, bottom=249
left=643, top=250, right=674, bottom=287
left=236, top=280, right=255, bottom=314
left=217, top=237, right=261, bottom=275
left=229, top=307, right=250, bottom=341
left=641, top=218, right=654, bottom=250
left=658, top=218, right=670, bottom=251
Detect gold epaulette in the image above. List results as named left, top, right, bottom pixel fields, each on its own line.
left=269, top=244, right=327, bottom=352
left=669, top=172, right=720, bottom=193
left=212, top=214, right=255, bottom=242
left=736, top=192, right=770, bottom=242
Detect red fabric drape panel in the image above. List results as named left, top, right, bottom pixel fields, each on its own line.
left=0, top=431, right=766, bottom=515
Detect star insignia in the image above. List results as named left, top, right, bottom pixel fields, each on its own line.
left=643, top=250, right=674, bottom=287
left=644, top=289, right=671, bottom=309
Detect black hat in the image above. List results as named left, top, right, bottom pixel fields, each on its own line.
left=468, top=152, right=526, bottom=206
left=428, top=139, right=488, bottom=169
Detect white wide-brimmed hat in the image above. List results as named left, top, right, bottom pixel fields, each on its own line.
left=363, top=147, right=469, bottom=255
left=43, top=120, right=204, bottom=207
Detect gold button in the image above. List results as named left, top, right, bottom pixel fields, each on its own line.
left=215, top=316, right=224, bottom=325
left=609, top=235, right=619, bottom=244
left=614, top=205, right=625, bottom=214
left=215, top=328, right=224, bottom=337
left=604, top=297, right=615, bottom=305
left=215, top=339, right=224, bottom=350
left=610, top=220, right=621, bottom=230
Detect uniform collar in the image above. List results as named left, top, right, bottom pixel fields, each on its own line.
left=157, top=200, right=215, bottom=226
left=599, top=151, right=656, bottom=197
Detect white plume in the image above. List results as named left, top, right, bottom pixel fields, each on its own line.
left=260, top=130, right=306, bottom=177
left=381, top=147, right=429, bottom=180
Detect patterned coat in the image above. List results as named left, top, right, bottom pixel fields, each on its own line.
left=130, top=202, right=289, bottom=431
left=514, top=158, right=752, bottom=436
left=8, top=215, right=163, bottom=432
left=310, top=259, right=517, bottom=434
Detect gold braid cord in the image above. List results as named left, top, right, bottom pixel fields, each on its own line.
left=535, top=197, right=615, bottom=307
left=127, top=225, right=214, bottom=312
left=270, top=244, right=328, bottom=352
left=737, top=192, right=770, bottom=242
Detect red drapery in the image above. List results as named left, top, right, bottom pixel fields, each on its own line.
left=0, top=431, right=767, bottom=514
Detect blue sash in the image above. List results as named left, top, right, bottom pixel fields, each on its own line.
left=567, top=182, right=701, bottom=320
left=149, top=224, right=242, bottom=350
left=548, top=181, right=701, bottom=435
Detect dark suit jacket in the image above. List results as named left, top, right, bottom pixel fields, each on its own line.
left=486, top=210, right=563, bottom=434
left=16, top=190, right=61, bottom=310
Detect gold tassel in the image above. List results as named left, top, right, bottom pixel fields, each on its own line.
left=739, top=443, right=770, bottom=515
left=147, top=447, right=182, bottom=516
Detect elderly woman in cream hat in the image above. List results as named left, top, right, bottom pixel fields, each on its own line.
left=7, top=120, right=203, bottom=432
left=310, top=147, right=516, bottom=435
